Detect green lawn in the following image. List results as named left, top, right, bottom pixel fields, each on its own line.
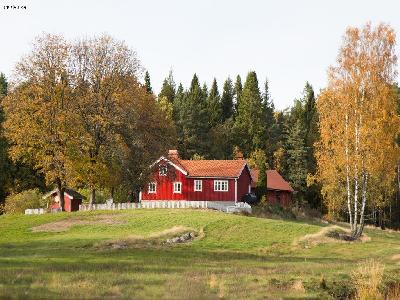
left=0, top=209, right=399, bottom=299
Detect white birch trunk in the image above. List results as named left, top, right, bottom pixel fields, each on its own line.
left=345, top=114, right=353, bottom=231
left=353, top=118, right=359, bottom=236
left=356, top=171, right=368, bottom=238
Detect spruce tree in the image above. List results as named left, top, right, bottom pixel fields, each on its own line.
left=206, top=78, right=222, bottom=127
left=286, top=120, right=308, bottom=205
left=173, top=83, right=186, bottom=157
left=159, top=71, right=175, bottom=103
left=263, top=78, right=277, bottom=166
left=234, top=75, right=242, bottom=114
left=144, top=71, right=153, bottom=94
left=221, top=78, right=234, bottom=121
left=201, top=82, right=208, bottom=101
left=0, top=73, right=9, bottom=204
left=302, top=82, right=318, bottom=163
left=233, top=71, right=266, bottom=157
left=180, top=74, right=210, bottom=158
left=301, top=82, right=320, bottom=208
left=0, top=73, right=7, bottom=98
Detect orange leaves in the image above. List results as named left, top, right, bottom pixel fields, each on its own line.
left=316, top=23, right=399, bottom=216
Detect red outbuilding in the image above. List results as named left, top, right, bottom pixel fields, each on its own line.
left=250, top=169, right=294, bottom=207
left=44, top=188, right=85, bottom=212
left=140, top=150, right=253, bottom=203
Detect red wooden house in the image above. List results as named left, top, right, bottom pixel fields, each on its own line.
left=250, top=169, right=294, bottom=207
left=43, top=188, right=85, bottom=212
left=140, top=150, right=253, bottom=203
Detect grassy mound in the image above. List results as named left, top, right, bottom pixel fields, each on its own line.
left=0, top=209, right=400, bottom=299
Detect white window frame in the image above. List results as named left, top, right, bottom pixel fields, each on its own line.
left=194, top=180, right=202, bottom=192
left=173, top=182, right=182, bottom=194
left=159, top=165, right=168, bottom=176
left=214, top=180, right=228, bottom=192
left=148, top=182, right=157, bottom=193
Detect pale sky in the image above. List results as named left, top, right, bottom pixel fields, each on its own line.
left=1, top=0, right=399, bottom=109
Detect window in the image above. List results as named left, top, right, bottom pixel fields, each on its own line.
left=159, top=165, right=168, bottom=176
left=148, top=182, right=156, bottom=193
left=214, top=180, right=228, bottom=192
left=173, top=182, right=182, bottom=193
left=194, top=180, right=202, bottom=192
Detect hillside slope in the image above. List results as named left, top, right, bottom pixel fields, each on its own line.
left=0, top=209, right=399, bottom=299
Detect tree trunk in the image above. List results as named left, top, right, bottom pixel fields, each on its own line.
left=355, top=172, right=368, bottom=238
left=345, top=114, right=353, bottom=231
left=56, top=178, right=64, bottom=211
left=89, top=188, right=96, bottom=205
left=111, top=187, right=115, bottom=200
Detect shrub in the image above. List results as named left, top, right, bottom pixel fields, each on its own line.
left=4, top=189, right=46, bottom=214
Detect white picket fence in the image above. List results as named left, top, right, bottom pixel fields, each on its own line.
left=79, top=200, right=252, bottom=214
left=25, top=208, right=46, bottom=215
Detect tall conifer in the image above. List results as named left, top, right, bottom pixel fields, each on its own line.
left=207, top=78, right=222, bottom=127
left=233, top=71, right=266, bottom=156
left=159, top=71, right=175, bottom=103
left=181, top=74, right=210, bottom=158
left=234, top=75, right=243, bottom=114
left=221, top=78, right=234, bottom=121
left=144, top=71, right=153, bottom=94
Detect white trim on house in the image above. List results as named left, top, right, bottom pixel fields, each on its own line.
left=214, top=180, right=229, bottom=192
left=173, top=182, right=182, bottom=193
left=148, top=182, right=157, bottom=193
left=234, top=178, right=238, bottom=203
left=139, top=191, right=142, bottom=202
left=194, top=180, right=202, bottom=192
left=187, top=176, right=236, bottom=179
left=151, top=156, right=188, bottom=175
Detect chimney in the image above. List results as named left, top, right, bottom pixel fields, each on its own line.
left=168, top=149, right=179, bottom=160
left=234, top=150, right=244, bottom=160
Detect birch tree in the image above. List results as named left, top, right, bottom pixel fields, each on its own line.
left=316, top=23, right=399, bottom=238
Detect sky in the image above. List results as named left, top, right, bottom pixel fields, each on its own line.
left=0, top=0, right=399, bottom=109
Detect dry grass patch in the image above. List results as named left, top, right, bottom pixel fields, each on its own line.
left=31, top=214, right=126, bottom=232
left=351, top=259, right=384, bottom=300
left=293, top=225, right=370, bottom=248
left=96, top=226, right=200, bottom=250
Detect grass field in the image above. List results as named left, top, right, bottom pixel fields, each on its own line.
left=0, top=209, right=400, bottom=299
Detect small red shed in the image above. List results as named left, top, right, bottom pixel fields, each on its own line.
left=44, top=188, right=85, bottom=212
left=140, top=150, right=253, bottom=203
left=251, top=169, right=294, bottom=207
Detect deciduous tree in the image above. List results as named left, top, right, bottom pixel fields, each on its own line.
left=316, top=23, right=399, bottom=238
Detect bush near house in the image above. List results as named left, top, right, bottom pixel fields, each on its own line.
left=4, top=189, right=45, bottom=214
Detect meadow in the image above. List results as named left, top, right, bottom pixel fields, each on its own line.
left=0, top=209, right=399, bottom=299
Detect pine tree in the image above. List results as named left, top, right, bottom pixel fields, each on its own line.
left=234, top=75, right=242, bottom=114
left=159, top=71, right=175, bottom=103
left=286, top=120, right=308, bottom=205
left=144, top=71, right=153, bottom=94
left=180, top=74, right=210, bottom=158
left=221, top=78, right=234, bottom=121
left=233, top=71, right=266, bottom=157
left=207, top=78, right=222, bottom=127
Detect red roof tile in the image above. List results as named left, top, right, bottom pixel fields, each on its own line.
left=177, top=159, right=248, bottom=178
left=250, top=169, right=294, bottom=192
